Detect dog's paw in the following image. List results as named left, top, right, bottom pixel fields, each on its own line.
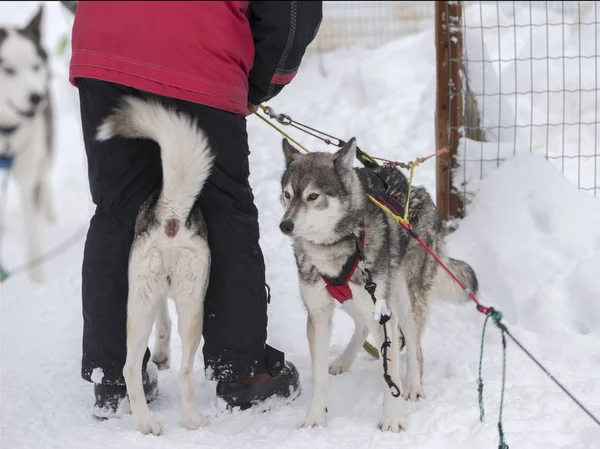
left=401, top=374, right=425, bottom=402
left=181, top=410, right=209, bottom=430
left=297, top=410, right=327, bottom=429
left=134, top=417, right=164, bottom=436
left=329, top=356, right=352, bottom=375
left=378, top=414, right=406, bottom=433
left=152, top=354, right=170, bottom=371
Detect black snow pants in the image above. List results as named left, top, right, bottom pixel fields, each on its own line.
left=77, top=78, right=284, bottom=386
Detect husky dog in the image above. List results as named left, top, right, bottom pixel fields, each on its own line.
left=279, top=138, right=478, bottom=432
left=0, top=6, right=55, bottom=283
left=96, top=97, right=214, bottom=435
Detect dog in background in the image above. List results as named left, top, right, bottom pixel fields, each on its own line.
left=0, top=5, right=55, bottom=283
left=96, top=96, right=213, bottom=435
left=278, top=138, right=478, bottom=432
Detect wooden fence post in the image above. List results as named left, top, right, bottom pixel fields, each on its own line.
left=435, top=0, right=464, bottom=221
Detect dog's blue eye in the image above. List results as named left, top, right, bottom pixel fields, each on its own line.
left=3, top=67, right=16, bottom=76
left=307, top=193, right=319, bottom=201
left=284, top=191, right=291, bottom=199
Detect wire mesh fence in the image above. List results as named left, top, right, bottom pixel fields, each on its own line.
left=440, top=0, right=599, bottom=218
left=307, top=1, right=435, bottom=54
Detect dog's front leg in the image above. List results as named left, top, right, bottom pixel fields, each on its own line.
left=376, top=317, right=406, bottom=432
left=359, top=279, right=406, bottom=433
left=298, top=283, right=333, bottom=429
left=21, top=185, right=44, bottom=284
left=35, top=176, right=56, bottom=224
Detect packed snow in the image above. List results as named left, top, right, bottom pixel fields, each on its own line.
left=1, top=2, right=599, bottom=449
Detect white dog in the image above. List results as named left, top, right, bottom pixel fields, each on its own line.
left=0, top=6, right=55, bottom=283
left=96, top=96, right=214, bottom=435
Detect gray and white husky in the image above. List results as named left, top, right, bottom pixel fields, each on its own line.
left=0, top=6, right=54, bottom=284
left=279, top=138, right=478, bottom=432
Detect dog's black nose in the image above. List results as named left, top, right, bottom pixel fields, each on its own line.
left=29, top=93, right=43, bottom=106
left=279, top=219, right=294, bottom=235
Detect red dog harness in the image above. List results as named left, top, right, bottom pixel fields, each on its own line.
left=317, top=221, right=366, bottom=304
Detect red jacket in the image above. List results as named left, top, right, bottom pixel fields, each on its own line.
left=69, top=1, right=322, bottom=116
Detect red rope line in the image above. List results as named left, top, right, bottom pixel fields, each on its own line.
left=397, top=220, right=490, bottom=315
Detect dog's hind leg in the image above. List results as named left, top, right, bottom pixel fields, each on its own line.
left=298, top=283, right=334, bottom=429
left=123, top=245, right=165, bottom=436
left=329, top=301, right=369, bottom=375
left=391, top=274, right=425, bottom=402
left=412, top=296, right=428, bottom=380
left=171, top=244, right=210, bottom=430
left=152, top=298, right=172, bottom=370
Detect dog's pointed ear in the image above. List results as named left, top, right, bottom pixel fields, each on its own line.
left=22, top=5, right=44, bottom=43
left=282, top=138, right=301, bottom=168
left=333, top=137, right=357, bottom=171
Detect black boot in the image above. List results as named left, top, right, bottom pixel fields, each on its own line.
left=92, top=367, right=158, bottom=419
left=216, top=361, right=300, bottom=411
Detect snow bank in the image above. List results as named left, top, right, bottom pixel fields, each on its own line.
left=450, top=152, right=600, bottom=335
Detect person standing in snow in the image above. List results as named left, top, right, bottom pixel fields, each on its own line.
left=68, top=1, right=322, bottom=416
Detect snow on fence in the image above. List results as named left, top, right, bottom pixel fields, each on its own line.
left=436, top=1, right=599, bottom=219
left=310, top=1, right=599, bottom=221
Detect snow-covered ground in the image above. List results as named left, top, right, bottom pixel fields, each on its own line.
left=1, top=2, right=599, bottom=449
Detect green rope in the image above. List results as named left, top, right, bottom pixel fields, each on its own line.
left=498, top=330, right=509, bottom=449
left=0, top=265, right=9, bottom=282
left=477, top=308, right=509, bottom=449
left=478, top=312, right=492, bottom=421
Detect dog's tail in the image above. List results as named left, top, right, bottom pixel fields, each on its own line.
left=96, top=96, right=214, bottom=237
left=431, top=257, right=479, bottom=304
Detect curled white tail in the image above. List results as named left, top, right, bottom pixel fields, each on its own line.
left=96, top=96, right=214, bottom=227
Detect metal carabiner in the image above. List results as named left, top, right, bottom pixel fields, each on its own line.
left=277, top=113, right=293, bottom=126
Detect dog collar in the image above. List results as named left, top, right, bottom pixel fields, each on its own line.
left=0, top=126, right=17, bottom=170
left=0, top=125, right=19, bottom=136
left=318, top=220, right=366, bottom=304
left=0, top=153, right=15, bottom=170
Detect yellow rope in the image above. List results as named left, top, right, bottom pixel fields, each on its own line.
left=404, top=161, right=419, bottom=222
left=252, top=110, right=311, bottom=153
left=366, top=194, right=410, bottom=227
left=356, top=151, right=380, bottom=168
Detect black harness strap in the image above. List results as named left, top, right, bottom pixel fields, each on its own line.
left=361, top=166, right=407, bottom=218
